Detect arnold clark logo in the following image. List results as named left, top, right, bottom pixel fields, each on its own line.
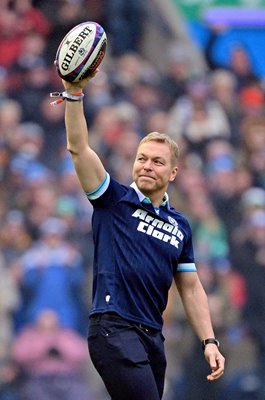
left=132, top=209, right=183, bottom=248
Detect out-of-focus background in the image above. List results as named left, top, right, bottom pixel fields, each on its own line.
left=0, top=1, right=265, bottom=399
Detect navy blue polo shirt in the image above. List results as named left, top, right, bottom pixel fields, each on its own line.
left=86, top=173, right=196, bottom=330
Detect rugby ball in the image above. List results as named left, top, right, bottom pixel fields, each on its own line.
left=55, top=21, right=107, bottom=82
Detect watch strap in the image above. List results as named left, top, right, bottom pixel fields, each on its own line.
left=202, top=338, right=220, bottom=351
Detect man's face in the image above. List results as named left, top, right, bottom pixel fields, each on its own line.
left=132, top=140, right=178, bottom=197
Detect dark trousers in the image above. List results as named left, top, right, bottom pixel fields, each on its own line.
left=87, top=314, right=167, bottom=400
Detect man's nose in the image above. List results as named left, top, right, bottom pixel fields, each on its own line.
left=143, top=160, right=152, bottom=170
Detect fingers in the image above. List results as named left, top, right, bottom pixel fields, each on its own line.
left=89, top=68, right=100, bottom=78
left=207, top=366, right=224, bottom=381
left=205, top=347, right=225, bottom=381
left=53, top=58, right=99, bottom=88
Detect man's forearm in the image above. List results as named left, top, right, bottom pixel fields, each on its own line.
left=180, top=280, right=216, bottom=341
left=65, top=101, right=89, bottom=155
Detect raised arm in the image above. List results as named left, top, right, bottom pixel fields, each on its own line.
left=174, top=272, right=225, bottom=381
left=62, top=74, right=106, bottom=193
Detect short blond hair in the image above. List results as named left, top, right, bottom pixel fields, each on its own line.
left=138, top=132, right=179, bottom=166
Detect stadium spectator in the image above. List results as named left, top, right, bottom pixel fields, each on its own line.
left=231, top=207, right=265, bottom=399
left=13, top=217, right=87, bottom=334
left=167, top=77, right=231, bottom=154
left=159, top=44, right=191, bottom=108
left=0, top=8, right=24, bottom=68
left=187, top=190, right=231, bottom=275
left=0, top=252, right=20, bottom=348
left=11, top=0, right=51, bottom=37
left=0, top=342, right=20, bottom=400
left=0, top=209, right=32, bottom=265
left=240, top=115, right=265, bottom=187
left=204, top=25, right=259, bottom=90
left=209, top=69, right=241, bottom=145
left=12, top=309, right=94, bottom=400
left=103, top=0, right=147, bottom=56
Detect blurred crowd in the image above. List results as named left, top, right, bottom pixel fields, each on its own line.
left=0, top=1, right=265, bottom=400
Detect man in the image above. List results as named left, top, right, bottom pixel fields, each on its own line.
left=60, top=72, right=225, bottom=400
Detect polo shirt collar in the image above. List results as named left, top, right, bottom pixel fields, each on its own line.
left=130, top=182, right=169, bottom=207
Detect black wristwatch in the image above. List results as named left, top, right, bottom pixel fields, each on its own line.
left=201, top=338, right=220, bottom=351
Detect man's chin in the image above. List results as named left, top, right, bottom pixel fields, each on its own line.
left=136, top=181, right=154, bottom=194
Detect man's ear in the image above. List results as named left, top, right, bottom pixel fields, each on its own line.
left=169, top=166, right=178, bottom=182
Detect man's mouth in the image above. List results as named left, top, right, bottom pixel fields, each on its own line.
left=139, top=175, right=155, bottom=180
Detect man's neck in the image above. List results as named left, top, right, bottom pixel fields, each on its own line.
left=130, top=182, right=168, bottom=207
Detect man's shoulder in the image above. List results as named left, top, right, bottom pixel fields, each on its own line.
left=166, top=205, right=192, bottom=231
left=167, top=205, right=190, bottom=221
left=89, top=175, right=137, bottom=208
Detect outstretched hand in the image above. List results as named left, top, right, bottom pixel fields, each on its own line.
left=61, top=68, right=99, bottom=93
left=50, top=67, right=100, bottom=106
left=204, top=344, right=225, bottom=381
